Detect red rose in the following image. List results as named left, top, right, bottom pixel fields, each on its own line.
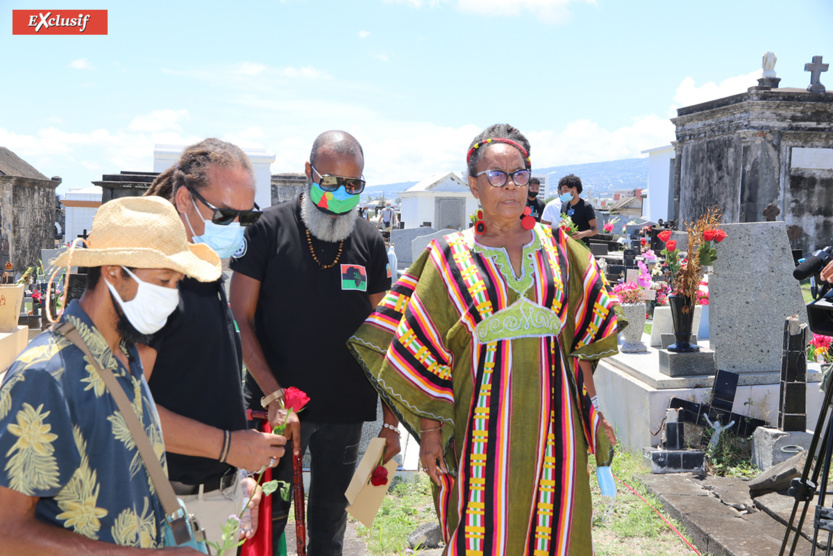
left=640, top=238, right=647, bottom=246
left=658, top=230, right=672, bottom=243
left=666, top=240, right=677, bottom=251
left=703, top=229, right=716, bottom=242
left=283, top=387, right=310, bottom=413
left=369, top=465, right=388, bottom=486
left=31, top=290, right=42, bottom=302
left=713, top=229, right=727, bottom=243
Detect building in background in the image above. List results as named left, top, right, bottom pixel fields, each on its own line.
left=399, top=172, right=478, bottom=230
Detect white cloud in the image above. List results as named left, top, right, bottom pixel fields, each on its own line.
left=69, top=58, right=93, bottom=70
left=127, top=109, right=189, bottom=133
left=373, top=53, right=389, bottom=62
left=672, top=69, right=760, bottom=110
left=280, top=66, right=331, bottom=79
left=384, top=0, right=592, bottom=23
left=358, top=30, right=371, bottom=39
left=236, top=62, right=267, bottom=75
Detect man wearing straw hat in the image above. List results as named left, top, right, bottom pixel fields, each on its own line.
left=0, top=196, right=224, bottom=553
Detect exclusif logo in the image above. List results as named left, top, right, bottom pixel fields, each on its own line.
left=12, top=10, right=108, bottom=35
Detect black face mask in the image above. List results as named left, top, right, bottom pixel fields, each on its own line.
left=528, top=191, right=538, bottom=199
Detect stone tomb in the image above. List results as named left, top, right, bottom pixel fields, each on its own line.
left=411, top=230, right=453, bottom=264
left=709, top=222, right=807, bottom=376
left=390, top=227, right=437, bottom=269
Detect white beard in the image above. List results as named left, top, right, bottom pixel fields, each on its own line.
left=300, top=189, right=358, bottom=243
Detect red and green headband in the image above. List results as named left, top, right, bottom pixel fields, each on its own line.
left=466, top=138, right=531, bottom=166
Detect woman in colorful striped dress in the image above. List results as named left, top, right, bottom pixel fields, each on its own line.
left=348, top=124, right=621, bottom=555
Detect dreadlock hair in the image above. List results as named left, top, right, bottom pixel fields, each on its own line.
left=144, top=138, right=254, bottom=202
left=558, top=173, right=583, bottom=195
left=466, top=123, right=531, bottom=176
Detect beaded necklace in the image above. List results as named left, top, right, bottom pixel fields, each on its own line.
left=305, top=228, right=344, bottom=269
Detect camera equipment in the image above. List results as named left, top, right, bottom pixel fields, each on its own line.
left=781, top=252, right=833, bottom=554
left=794, top=247, right=833, bottom=281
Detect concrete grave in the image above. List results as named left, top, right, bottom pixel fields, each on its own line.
left=390, top=227, right=436, bottom=268
left=709, top=222, right=808, bottom=376
left=411, top=230, right=453, bottom=264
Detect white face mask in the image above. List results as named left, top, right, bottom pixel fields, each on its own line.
left=105, top=266, right=180, bottom=335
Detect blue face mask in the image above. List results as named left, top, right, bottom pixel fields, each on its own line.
left=560, top=192, right=573, bottom=203
left=185, top=199, right=246, bottom=258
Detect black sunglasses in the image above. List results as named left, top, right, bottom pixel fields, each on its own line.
left=311, top=164, right=366, bottom=195
left=188, top=187, right=262, bottom=226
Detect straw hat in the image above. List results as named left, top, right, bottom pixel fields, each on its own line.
left=52, top=196, right=221, bottom=282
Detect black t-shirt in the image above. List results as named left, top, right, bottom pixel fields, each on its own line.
left=147, top=276, right=246, bottom=484
left=561, top=197, right=596, bottom=232
left=230, top=196, right=391, bottom=423
left=526, top=196, right=546, bottom=222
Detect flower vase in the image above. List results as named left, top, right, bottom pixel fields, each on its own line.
left=620, top=302, right=648, bottom=353
left=667, top=294, right=699, bottom=353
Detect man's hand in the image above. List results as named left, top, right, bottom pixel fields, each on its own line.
left=268, top=405, right=302, bottom=457
left=820, top=260, right=833, bottom=283
left=225, top=429, right=286, bottom=474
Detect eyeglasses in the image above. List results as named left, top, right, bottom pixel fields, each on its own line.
left=473, top=168, right=532, bottom=188
left=189, top=187, right=262, bottom=226
left=311, top=165, right=366, bottom=195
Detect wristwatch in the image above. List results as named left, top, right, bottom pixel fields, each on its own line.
left=260, top=388, right=284, bottom=409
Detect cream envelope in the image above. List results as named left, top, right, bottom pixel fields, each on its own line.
left=345, top=437, right=398, bottom=528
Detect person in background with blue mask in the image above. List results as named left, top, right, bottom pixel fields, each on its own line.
left=140, top=138, right=292, bottom=548
left=540, top=179, right=569, bottom=228
left=230, top=130, right=397, bottom=555
left=558, top=173, right=598, bottom=245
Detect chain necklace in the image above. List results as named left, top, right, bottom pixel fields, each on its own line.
left=305, top=228, right=344, bottom=269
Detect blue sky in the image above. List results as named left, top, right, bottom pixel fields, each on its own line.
left=1, top=0, right=831, bottom=195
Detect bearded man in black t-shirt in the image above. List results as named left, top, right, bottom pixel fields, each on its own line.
left=230, top=130, right=397, bottom=555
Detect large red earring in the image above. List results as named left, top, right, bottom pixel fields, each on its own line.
left=474, top=209, right=486, bottom=235
left=521, top=206, right=535, bottom=230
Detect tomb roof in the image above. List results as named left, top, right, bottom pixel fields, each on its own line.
left=0, top=147, right=49, bottom=180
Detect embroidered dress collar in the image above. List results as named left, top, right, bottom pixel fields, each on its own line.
left=469, top=227, right=539, bottom=295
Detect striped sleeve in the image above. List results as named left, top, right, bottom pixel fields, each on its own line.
left=348, top=246, right=456, bottom=440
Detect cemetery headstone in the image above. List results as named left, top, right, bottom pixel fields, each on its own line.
left=709, top=222, right=808, bottom=375
left=411, top=230, right=452, bottom=264
left=390, top=227, right=437, bottom=268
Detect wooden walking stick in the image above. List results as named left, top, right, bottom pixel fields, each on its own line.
left=293, top=451, right=306, bottom=556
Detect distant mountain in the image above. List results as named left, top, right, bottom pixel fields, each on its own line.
left=536, top=158, right=649, bottom=199
left=361, top=181, right=417, bottom=202
left=363, top=157, right=649, bottom=202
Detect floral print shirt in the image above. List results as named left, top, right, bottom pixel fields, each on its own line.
left=0, top=301, right=167, bottom=547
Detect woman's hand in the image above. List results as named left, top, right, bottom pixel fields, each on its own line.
left=419, top=428, right=447, bottom=487
left=598, top=412, right=617, bottom=446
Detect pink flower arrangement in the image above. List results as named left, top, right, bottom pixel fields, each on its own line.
left=613, top=281, right=642, bottom=304
left=603, top=222, right=614, bottom=233
left=809, top=334, right=833, bottom=363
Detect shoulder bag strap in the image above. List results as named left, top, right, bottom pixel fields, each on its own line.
left=50, top=322, right=184, bottom=520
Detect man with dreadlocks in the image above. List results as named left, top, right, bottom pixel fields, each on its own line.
left=140, top=138, right=291, bottom=547
left=230, top=130, right=396, bottom=555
